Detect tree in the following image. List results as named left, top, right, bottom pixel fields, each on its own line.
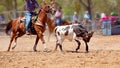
left=13, top=0, right=18, bottom=18
left=79, top=0, right=92, bottom=19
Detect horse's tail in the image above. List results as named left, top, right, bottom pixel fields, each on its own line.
left=5, top=20, right=13, bottom=35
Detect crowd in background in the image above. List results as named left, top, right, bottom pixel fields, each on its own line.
left=0, top=14, right=5, bottom=24
left=71, top=11, right=119, bottom=26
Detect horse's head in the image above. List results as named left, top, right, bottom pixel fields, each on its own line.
left=41, top=5, right=51, bottom=13
left=41, top=1, right=54, bottom=14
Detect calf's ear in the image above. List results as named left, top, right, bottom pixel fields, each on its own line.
left=88, top=31, right=94, bottom=37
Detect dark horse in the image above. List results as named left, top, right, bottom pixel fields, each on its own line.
left=6, top=5, right=52, bottom=52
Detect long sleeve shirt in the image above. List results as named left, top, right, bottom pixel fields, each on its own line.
left=84, top=13, right=91, bottom=19
left=54, top=10, right=62, bottom=18
left=73, top=14, right=78, bottom=21
left=26, top=0, right=39, bottom=12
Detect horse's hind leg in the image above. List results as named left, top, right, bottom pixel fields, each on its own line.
left=75, top=39, right=81, bottom=52
left=12, top=37, right=18, bottom=50
left=7, top=34, right=16, bottom=51
left=33, top=36, right=39, bottom=52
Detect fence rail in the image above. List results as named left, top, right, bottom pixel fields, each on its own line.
left=0, top=11, right=103, bottom=36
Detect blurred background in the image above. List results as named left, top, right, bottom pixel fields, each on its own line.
left=0, top=0, right=120, bottom=35
left=0, top=0, right=120, bottom=22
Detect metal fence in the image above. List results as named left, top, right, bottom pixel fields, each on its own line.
left=0, top=11, right=102, bottom=36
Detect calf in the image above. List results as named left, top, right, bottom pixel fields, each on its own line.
left=54, top=24, right=94, bottom=53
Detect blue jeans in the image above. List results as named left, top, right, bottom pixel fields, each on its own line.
left=55, top=18, right=61, bottom=26
left=26, top=12, right=33, bottom=32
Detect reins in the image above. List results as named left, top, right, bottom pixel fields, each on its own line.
left=34, top=9, right=41, bottom=22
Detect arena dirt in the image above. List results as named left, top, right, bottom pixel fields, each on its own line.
left=0, top=32, right=120, bottom=68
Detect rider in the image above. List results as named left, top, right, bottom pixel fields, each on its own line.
left=54, top=6, right=62, bottom=26
left=25, top=0, right=40, bottom=34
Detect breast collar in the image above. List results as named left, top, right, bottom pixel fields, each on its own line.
left=35, top=9, right=47, bottom=27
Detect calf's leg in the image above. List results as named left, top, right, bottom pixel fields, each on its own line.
left=58, top=43, right=63, bottom=52
left=54, top=43, right=59, bottom=51
left=75, top=39, right=81, bottom=52
left=84, top=41, right=89, bottom=53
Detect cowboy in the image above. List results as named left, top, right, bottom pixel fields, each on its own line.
left=25, top=0, right=40, bottom=34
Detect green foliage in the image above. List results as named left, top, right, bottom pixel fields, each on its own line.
left=92, top=0, right=120, bottom=15
left=0, top=6, right=5, bottom=13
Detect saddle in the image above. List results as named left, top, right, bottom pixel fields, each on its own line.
left=20, top=16, right=38, bottom=35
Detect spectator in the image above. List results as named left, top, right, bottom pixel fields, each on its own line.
left=109, top=11, right=117, bottom=26
left=83, top=11, right=91, bottom=31
left=84, top=11, right=91, bottom=22
left=72, top=11, right=79, bottom=24
left=95, top=12, right=100, bottom=21
left=0, top=14, right=5, bottom=24
left=100, top=13, right=109, bottom=22
left=100, top=13, right=111, bottom=35
left=54, top=6, right=62, bottom=26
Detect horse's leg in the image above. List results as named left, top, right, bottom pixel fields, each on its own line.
left=12, top=37, right=18, bottom=50
left=75, top=39, right=81, bottom=52
left=40, top=35, right=48, bottom=52
left=36, top=30, right=48, bottom=52
left=84, top=40, right=89, bottom=53
left=33, top=36, right=39, bottom=52
left=7, top=33, right=16, bottom=51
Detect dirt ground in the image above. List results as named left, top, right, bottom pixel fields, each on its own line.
left=0, top=31, right=120, bottom=68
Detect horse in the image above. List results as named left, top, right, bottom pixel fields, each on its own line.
left=5, top=5, right=53, bottom=52
left=54, top=24, right=94, bottom=53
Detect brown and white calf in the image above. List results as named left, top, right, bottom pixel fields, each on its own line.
left=54, top=24, right=94, bottom=53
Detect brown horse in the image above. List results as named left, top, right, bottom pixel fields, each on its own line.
left=6, top=5, right=52, bottom=52
left=46, top=17, right=70, bottom=41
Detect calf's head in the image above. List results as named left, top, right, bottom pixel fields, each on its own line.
left=83, top=32, right=94, bottom=42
